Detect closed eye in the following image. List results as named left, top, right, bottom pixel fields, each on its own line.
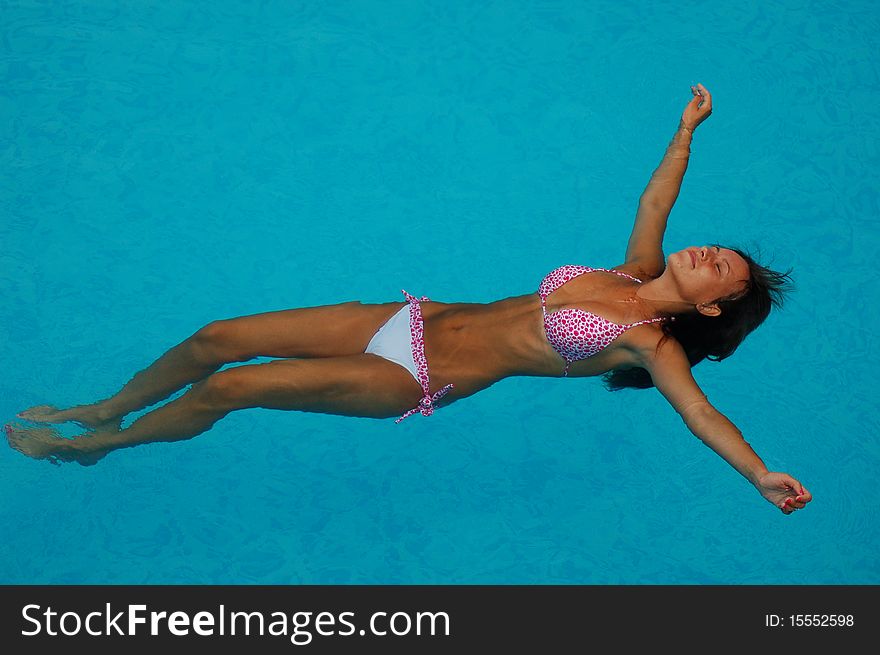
left=713, top=245, right=726, bottom=277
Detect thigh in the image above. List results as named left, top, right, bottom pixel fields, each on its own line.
left=206, top=300, right=408, bottom=360
left=205, top=354, right=426, bottom=419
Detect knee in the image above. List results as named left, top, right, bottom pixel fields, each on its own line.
left=190, top=320, right=246, bottom=365
left=194, top=369, right=250, bottom=410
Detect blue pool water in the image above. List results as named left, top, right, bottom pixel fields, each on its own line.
left=1, top=1, right=877, bottom=584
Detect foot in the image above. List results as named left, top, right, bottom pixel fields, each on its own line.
left=16, top=403, right=123, bottom=431
left=4, top=423, right=108, bottom=467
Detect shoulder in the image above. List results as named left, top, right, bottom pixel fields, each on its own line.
left=630, top=328, right=680, bottom=365
left=620, top=320, right=670, bottom=368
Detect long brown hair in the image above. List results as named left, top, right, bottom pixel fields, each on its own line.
left=602, top=244, right=795, bottom=391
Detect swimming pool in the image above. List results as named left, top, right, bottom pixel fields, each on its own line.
left=1, top=0, right=877, bottom=584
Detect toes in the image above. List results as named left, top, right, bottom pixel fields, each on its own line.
left=5, top=431, right=27, bottom=454
left=18, top=405, right=55, bottom=418
left=5, top=436, right=18, bottom=451
left=4, top=424, right=21, bottom=444
left=4, top=423, right=75, bottom=464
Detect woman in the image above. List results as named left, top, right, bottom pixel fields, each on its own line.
left=7, top=83, right=812, bottom=515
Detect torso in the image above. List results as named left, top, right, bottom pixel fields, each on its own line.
left=418, top=264, right=665, bottom=400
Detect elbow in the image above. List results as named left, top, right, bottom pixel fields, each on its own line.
left=679, top=401, right=715, bottom=434
left=677, top=398, right=711, bottom=420
left=638, top=195, right=666, bottom=211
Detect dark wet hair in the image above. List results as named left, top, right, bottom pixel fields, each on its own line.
left=601, top=243, right=795, bottom=391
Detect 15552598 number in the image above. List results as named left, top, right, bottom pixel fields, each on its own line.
left=790, top=614, right=853, bottom=627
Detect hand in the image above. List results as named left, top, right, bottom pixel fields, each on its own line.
left=680, top=82, right=712, bottom=132
left=755, top=472, right=812, bottom=515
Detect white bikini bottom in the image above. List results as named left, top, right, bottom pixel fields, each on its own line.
left=364, top=303, right=419, bottom=383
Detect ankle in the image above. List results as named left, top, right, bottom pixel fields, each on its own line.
left=91, top=403, right=122, bottom=424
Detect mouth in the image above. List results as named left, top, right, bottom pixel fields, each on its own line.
left=688, top=250, right=696, bottom=268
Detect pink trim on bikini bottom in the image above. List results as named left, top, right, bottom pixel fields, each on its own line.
left=394, top=289, right=455, bottom=423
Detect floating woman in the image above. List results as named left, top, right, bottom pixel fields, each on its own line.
left=7, top=83, right=811, bottom=515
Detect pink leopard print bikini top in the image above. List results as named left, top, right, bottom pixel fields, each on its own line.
left=538, top=265, right=669, bottom=376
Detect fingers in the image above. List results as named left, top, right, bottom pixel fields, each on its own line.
left=785, top=474, right=809, bottom=496
left=688, top=82, right=711, bottom=112
left=780, top=492, right=811, bottom=514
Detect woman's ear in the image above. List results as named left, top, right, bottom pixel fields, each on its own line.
left=697, top=303, right=721, bottom=318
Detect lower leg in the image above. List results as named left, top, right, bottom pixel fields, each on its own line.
left=89, top=381, right=229, bottom=452
left=90, top=337, right=225, bottom=421
left=18, top=330, right=227, bottom=429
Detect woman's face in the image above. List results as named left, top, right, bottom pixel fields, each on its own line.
left=669, top=245, right=750, bottom=313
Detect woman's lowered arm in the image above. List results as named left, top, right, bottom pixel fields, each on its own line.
left=682, top=403, right=812, bottom=514
left=641, top=337, right=813, bottom=515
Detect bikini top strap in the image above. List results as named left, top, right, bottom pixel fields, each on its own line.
left=629, top=316, right=674, bottom=327
left=598, top=267, right=643, bottom=284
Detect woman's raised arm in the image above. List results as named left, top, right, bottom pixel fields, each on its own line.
left=624, top=84, right=712, bottom=274
left=637, top=83, right=711, bottom=209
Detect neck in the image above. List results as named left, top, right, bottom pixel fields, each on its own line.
left=631, top=277, right=695, bottom=317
